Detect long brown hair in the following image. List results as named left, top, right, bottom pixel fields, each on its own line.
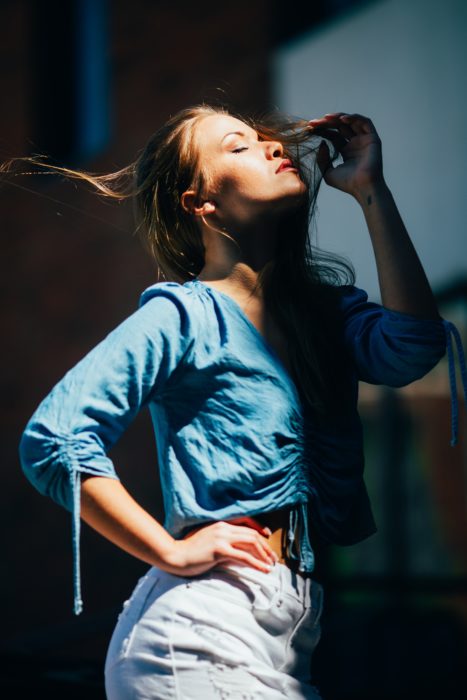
left=1, top=102, right=356, bottom=416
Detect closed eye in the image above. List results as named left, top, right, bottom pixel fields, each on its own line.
left=232, top=147, right=248, bottom=153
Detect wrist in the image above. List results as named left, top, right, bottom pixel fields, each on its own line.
left=352, top=177, right=389, bottom=207
left=158, top=537, right=186, bottom=570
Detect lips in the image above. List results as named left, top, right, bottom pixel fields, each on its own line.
left=276, top=159, right=296, bottom=173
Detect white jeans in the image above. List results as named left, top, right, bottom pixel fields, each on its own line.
left=104, top=560, right=324, bottom=699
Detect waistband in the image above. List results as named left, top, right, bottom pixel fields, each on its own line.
left=213, top=559, right=322, bottom=608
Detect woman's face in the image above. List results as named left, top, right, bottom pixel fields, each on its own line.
left=191, top=113, right=306, bottom=225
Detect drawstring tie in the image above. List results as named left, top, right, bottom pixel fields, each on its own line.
left=287, top=501, right=315, bottom=573
left=443, top=320, right=467, bottom=447
left=72, top=469, right=83, bottom=615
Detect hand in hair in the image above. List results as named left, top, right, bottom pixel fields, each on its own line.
left=308, top=112, right=384, bottom=198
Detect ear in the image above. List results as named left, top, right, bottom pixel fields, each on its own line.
left=180, top=190, right=216, bottom=217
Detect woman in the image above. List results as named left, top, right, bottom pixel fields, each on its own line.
left=18, top=104, right=466, bottom=699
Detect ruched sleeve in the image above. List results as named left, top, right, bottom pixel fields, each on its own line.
left=18, top=283, right=196, bottom=615
left=338, top=285, right=467, bottom=447
left=338, top=285, right=446, bottom=385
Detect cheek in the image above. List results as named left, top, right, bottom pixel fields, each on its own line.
left=216, top=166, right=270, bottom=199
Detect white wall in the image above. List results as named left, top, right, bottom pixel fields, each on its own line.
left=273, top=0, right=467, bottom=301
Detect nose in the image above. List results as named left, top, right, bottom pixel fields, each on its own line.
left=264, top=140, right=283, bottom=159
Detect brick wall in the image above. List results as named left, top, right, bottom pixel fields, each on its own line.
left=1, top=0, right=271, bottom=657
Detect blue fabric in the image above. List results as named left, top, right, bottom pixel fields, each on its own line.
left=18, top=279, right=466, bottom=615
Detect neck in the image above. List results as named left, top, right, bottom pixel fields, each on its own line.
left=198, top=216, right=282, bottom=296
left=197, top=262, right=271, bottom=299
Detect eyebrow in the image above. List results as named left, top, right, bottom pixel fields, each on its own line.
left=220, top=130, right=258, bottom=144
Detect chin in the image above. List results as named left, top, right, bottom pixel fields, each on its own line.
left=280, top=185, right=308, bottom=211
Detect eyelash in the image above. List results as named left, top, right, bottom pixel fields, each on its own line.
left=232, top=147, right=248, bottom=153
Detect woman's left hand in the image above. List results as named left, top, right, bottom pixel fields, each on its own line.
left=308, top=112, right=384, bottom=198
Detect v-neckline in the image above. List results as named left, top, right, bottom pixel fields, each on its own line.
left=187, top=278, right=302, bottom=403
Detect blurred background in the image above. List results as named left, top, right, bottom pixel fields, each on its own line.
left=1, top=0, right=466, bottom=697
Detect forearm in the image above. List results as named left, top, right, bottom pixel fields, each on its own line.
left=80, top=474, right=176, bottom=568
left=353, top=181, right=440, bottom=320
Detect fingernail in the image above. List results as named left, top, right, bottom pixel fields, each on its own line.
left=264, top=527, right=272, bottom=536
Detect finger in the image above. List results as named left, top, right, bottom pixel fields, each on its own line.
left=308, top=116, right=345, bottom=131
left=232, top=540, right=276, bottom=567
left=309, top=118, right=354, bottom=142
left=256, top=539, right=279, bottom=563
left=230, top=527, right=277, bottom=558
left=339, top=113, right=377, bottom=135
left=338, top=115, right=367, bottom=135
left=315, top=112, right=347, bottom=119
left=308, top=112, right=348, bottom=123
left=226, top=525, right=279, bottom=562
left=223, top=544, right=274, bottom=572
left=309, top=113, right=368, bottom=139
left=249, top=534, right=278, bottom=562
left=308, top=112, right=345, bottom=124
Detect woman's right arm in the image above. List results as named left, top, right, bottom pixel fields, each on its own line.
left=80, top=475, right=277, bottom=576
left=80, top=475, right=176, bottom=568
left=20, top=288, right=276, bottom=614
left=19, top=290, right=188, bottom=614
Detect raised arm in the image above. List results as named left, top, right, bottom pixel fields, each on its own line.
left=309, top=112, right=467, bottom=445
left=309, top=111, right=439, bottom=319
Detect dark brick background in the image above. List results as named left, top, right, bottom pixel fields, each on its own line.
left=1, top=0, right=272, bottom=657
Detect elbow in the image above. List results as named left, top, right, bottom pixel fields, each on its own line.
left=19, top=425, right=74, bottom=511
left=358, top=343, right=447, bottom=387
left=19, top=419, right=121, bottom=511
left=384, top=347, right=447, bottom=387
left=404, top=343, right=447, bottom=383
